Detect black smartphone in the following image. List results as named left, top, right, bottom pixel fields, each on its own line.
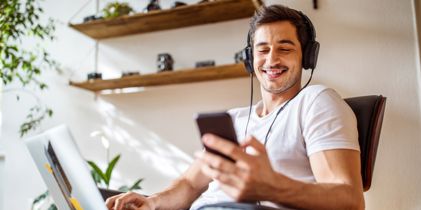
left=195, top=112, right=239, bottom=162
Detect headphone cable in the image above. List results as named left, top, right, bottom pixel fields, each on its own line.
left=263, top=68, right=314, bottom=146
left=254, top=68, right=314, bottom=207
left=244, top=73, right=254, bottom=138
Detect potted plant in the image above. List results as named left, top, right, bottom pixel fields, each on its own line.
left=102, top=2, right=134, bottom=19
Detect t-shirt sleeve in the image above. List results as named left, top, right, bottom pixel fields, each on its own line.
left=303, top=89, right=360, bottom=156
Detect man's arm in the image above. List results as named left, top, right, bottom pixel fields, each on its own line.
left=269, top=149, right=364, bottom=210
left=149, top=159, right=212, bottom=209
left=106, top=159, right=212, bottom=210
left=197, top=134, right=364, bottom=210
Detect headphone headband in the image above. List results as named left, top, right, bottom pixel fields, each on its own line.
left=298, top=11, right=316, bottom=44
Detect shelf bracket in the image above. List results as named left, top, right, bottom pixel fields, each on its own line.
left=313, top=0, right=318, bottom=9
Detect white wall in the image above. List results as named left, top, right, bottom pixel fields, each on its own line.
left=1, top=0, right=421, bottom=210
left=0, top=83, right=3, bottom=210
left=0, top=153, right=4, bottom=210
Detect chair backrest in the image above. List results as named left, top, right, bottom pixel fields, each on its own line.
left=344, top=95, right=386, bottom=192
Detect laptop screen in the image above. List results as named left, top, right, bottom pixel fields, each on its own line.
left=25, top=125, right=107, bottom=210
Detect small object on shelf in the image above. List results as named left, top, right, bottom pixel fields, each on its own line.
left=83, top=15, right=103, bottom=23
left=87, top=72, right=102, bottom=80
left=234, top=49, right=246, bottom=63
left=102, top=2, right=134, bottom=19
left=198, top=0, right=215, bottom=4
left=195, top=60, right=215, bottom=68
left=144, top=0, right=161, bottom=12
left=69, top=0, right=263, bottom=39
left=70, top=63, right=248, bottom=92
left=171, top=1, right=187, bottom=8
left=121, top=71, right=140, bottom=77
left=157, top=53, right=174, bottom=72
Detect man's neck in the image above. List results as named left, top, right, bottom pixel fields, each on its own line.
left=259, top=85, right=301, bottom=117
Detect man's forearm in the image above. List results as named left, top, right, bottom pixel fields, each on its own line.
left=149, top=177, right=208, bottom=210
left=270, top=174, right=364, bottom=210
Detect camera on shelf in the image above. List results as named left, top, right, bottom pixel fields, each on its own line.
left=157, top=53, right=174, bottom=72
left=195, top=60, right=215, bottom=68
left=83, top=15, right=103, bottom=23
left=234, top=49, right=246, bottom=63
left=121, top=71, right=140, bottom=77
left=144, top=0, right=161, bottom=12
left=87, top=72, right=102, bottom=80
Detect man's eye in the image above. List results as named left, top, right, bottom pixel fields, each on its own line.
left=257, top=49, right=269, bottom=53
left=280, top=49, right=292, bottom=52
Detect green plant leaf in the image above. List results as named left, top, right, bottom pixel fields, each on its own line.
left=31, top=190, right=49, bottom=209
left=87, top=160, right=108, bottom=185
left=105, top=154, right=121, bottom=184
left=118, top=185, right=130, bottom=192
left=19, top=105, right=53, bottom=137
left=48, top=204, right=58, bottom=210
left=118, top=178, right=143, bottom=192
left=128, top=178, right=143, bottom=191
left=91, top=169, right=103, bottom=185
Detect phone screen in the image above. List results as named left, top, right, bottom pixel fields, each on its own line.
left=195, top=112, right=238, bottom=162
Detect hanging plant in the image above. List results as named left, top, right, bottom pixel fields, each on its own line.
left=0, top=0, right=58, bottom=136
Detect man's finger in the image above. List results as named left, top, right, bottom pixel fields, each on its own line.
left=241, top=136, right=266, bottom=155
left=114, top=192, right=143, bottom=210
left=106, top=193, right=124, bottom=209
left=202, top=134, right=245, bottom=161
left=195, top=150, right=236, bottom=174
left=200, top=162, right=241, bottom=188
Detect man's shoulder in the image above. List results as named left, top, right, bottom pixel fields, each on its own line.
left=301, top=84, right=331, bottom=97
left=297, top=84, right=345, bottom=110
left=227, top=105, right=252, bottom=119
left=302, top=84, right=342, bottom=100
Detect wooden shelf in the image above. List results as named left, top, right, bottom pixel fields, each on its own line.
left=69, top=0, right=263, bottom=39
left=69, top=63, right=249, bottom=92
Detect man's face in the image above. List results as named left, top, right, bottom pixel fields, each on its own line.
left=253, top=21, right=303, bottom=95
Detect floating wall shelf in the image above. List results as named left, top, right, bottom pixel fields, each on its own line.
left=69, top=63, right=249, bottom=92
left=69, top=0, right=263, bottom=40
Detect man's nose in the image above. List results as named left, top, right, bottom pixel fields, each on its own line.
left=265, top=50, right=281, bottom=66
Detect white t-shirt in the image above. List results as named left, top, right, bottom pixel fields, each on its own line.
left=190, top=85, right=360, bottom=210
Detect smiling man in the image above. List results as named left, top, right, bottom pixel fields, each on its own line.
left=106, top=5, right=365, bottom=210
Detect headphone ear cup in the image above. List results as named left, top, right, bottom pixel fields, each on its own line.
left=242, top=46, right=254, bottom=74
left=302, top=41, right=320, bottom=70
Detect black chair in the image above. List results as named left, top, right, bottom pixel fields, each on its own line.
left=344, top=95, right=386, bottom=191
left=100, top=95, right=387, bottom=208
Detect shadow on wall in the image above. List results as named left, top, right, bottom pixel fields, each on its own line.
left=92, top=97, right=193, bottom=191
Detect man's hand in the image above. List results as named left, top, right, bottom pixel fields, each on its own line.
left=195, top=134, right=285, bottom=202
left=106, top=192, right=155, bottom=210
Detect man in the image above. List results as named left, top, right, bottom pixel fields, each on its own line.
left=106, top=5, right=365, bottom=210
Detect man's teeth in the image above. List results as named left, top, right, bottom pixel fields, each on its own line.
left=265, top=69, right=286, bottom=75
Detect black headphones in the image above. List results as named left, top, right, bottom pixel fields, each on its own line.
left=242, top=11, right=320, bottom=74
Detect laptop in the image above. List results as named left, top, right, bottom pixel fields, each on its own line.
left=25, top=125, right=108, bottom=210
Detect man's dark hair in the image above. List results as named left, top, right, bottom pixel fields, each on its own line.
left=249, top=5, right=310, bottom=51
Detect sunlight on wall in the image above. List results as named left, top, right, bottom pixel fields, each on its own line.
left=92, top=98, right=193, bottom=189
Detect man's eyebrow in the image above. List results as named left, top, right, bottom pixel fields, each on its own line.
left=254, top=39, right=296, bottom=47
left=278, top=39, right=296, bottom=46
